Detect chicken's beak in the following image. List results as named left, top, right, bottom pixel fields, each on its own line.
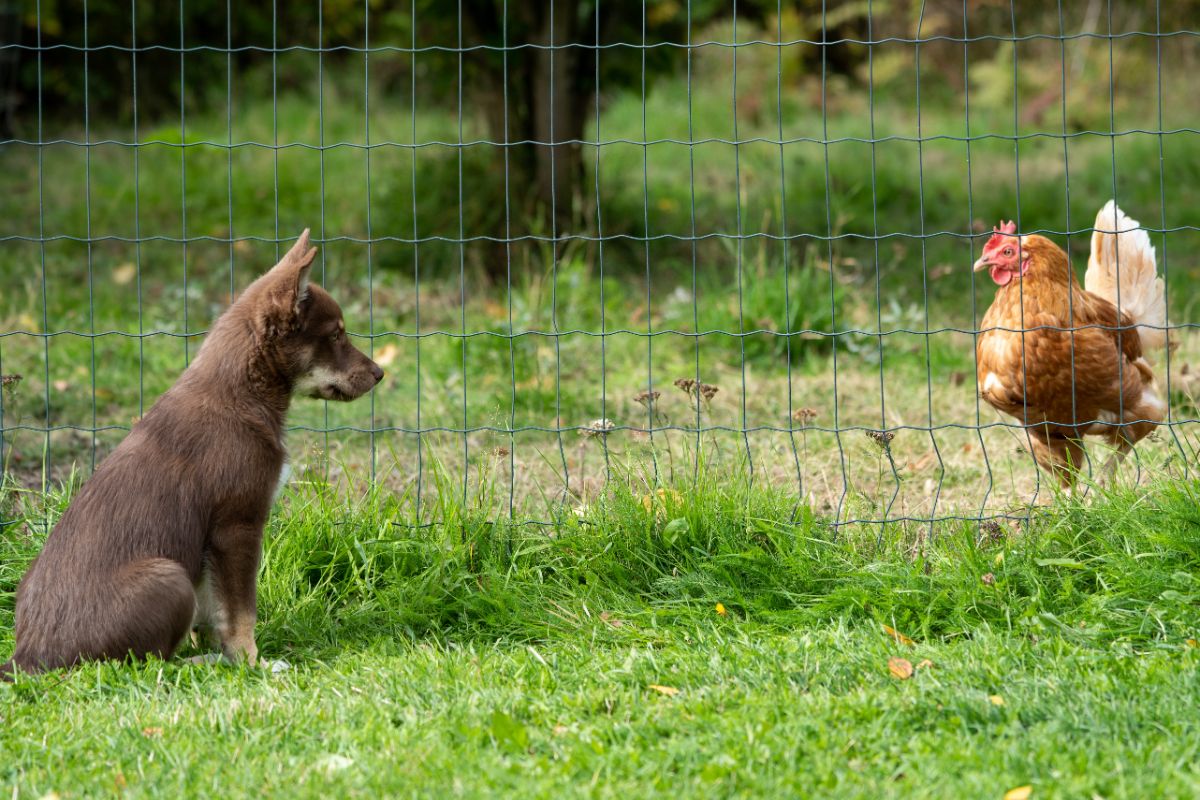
left=972, top=256, right=991, bottom=273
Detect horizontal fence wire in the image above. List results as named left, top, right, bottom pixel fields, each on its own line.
left=3, top=29, right=1199, bottom=52
left=0, top=0, right=1197, bottom=536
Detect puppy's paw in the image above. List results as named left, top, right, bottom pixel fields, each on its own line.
left=220, top=634, right=259, bottom=668
left=185, top=652, right=225, bottom=666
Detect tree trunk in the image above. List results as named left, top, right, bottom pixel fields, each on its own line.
left=464, top=1, right=599, bottom=278
left=531, top=6, right=587, bottom=233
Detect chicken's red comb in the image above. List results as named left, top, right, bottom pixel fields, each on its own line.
left=983, top=219, right=1018, bottom=253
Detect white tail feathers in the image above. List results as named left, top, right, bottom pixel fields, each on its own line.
left=1085, top=200, right=1166, bottom=350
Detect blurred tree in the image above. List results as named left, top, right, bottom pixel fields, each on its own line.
left=416, top=1, right=769, bottom=235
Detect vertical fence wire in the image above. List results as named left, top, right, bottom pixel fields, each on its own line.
left=35, top=0, right=50, bottom=499
left=1056, top=0, right=1083, bottom=486
left=0, top=2, right=1197, bottom=534
left=456, top=0, right=469, bottom=509
left=913, top=2, right=945, bottom=541
left=962, top=0, right=994, bottom=527
left=410, top=0, right=423, bottom=519
left=363, top=0, right=377, bottom=485
left=1155, top=0, right=1192, bottom=475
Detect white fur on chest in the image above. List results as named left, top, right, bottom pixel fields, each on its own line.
left=273, top=459, right=292, bottom=503
left=192, top=565, right=224, bottom=633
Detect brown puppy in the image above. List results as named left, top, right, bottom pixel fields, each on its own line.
left=1, top=230, right=382, bottom=678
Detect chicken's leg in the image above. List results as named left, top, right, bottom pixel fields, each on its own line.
left=1028, top=431, right=1086, bottom=489
left=1098, top=389, right=1164, bottom=486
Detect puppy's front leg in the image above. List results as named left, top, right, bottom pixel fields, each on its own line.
left=208, top=522, right=264, bottom=667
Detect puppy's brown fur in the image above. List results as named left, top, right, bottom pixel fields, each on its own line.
left=1, top=231, right=381, bottom=678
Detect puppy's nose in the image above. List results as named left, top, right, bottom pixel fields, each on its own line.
left=370, top=362, right=384, bottom=383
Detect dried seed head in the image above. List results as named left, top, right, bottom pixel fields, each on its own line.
left=792, top=407, right=818, bottom=425
left=674, top=378, right=718, bottom=408
left=580, top=418, right=616, bottom=439
left=981, top=572, right=996, bottom=586
left=633, top=390, right=661, bottom=408
left=865, top=429, right=895, bottom=449
left=491, top=447, right=511, bottom=458
left=980, top=520, right=1005, bottom=543
left=0, top=374, right=22, bottom=388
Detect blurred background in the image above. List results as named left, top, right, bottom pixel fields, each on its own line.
left=0, top=1, right=1197, bottom=525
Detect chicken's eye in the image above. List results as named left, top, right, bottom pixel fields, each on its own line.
left=1003, top=247, right=1014, bottom=256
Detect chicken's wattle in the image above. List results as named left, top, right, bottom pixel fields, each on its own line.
left=990, top=264, right=1016, bottom=286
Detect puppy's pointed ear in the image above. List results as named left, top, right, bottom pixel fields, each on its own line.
left=266, top=229, right=317, bottom=318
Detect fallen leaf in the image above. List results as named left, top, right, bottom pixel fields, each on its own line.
left=552, top=725, right=570, bottom=736
left=52, top=379, right=70, bottom=393
left=141, top=727, right=163, bottom=738
left=1186, top=639, right=1198, bottom=649
left=989, top=694, right=1006, bottom=706
left=113, top=773, right=127, bottom=790
left=599, top=611, right=624, bottom=628
left=888, top=657, right=913, bottom=680
left=882, top=624, right=914, bottom=646
left=908, top=450, right=938, bottom=472
left=374, top=342, right=400, bottom=367
left=715, top=603, right=727, bottom=617
left=1004, top=786, right=1032, bottom=800
left=112, top=263, right=137, bottom=285
left=640, top=488, right=683, bottom=512
left=915, top=659, right=933, bottom=670
left=648, top=684, right=679, bottom=696
left=314, top=754, right=354, bottom=775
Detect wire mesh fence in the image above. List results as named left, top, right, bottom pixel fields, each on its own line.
left=0, top=1, right=1197, bottom=534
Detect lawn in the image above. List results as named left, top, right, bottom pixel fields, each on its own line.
left=2, top=473, right=1199, bottom=797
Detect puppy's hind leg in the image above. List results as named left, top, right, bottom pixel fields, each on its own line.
left=99, top=558, right=196, bottom=664
left=9, top=557, right=195, bottom=674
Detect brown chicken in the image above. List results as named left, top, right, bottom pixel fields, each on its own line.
left=974, top=201, right=1166, bottom=487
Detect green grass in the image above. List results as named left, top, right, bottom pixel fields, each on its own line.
left=2, top=471, right=1200, bottom=797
